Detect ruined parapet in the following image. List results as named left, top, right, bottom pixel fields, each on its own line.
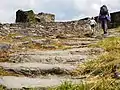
left=16, top=10, right=55, bottom=23
left=110, top=11, right=120, bottom=28
left=35, top=12, right=55, bottom=22
left=2, top=10, right=120, bottom=38
left=0, top=23, right=2, bottom=29
left=16, top=10, right=36, bottom=23
left=0, top=18, right=91, bottom=37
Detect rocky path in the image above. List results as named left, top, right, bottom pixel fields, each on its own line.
left=0, top=35, right=105, bottom=89
left=9, top=47, right=102, bottom=63
left=0, top=76, right=81, bottom=89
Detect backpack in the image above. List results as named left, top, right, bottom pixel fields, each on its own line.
left=100, top=5, right=108, bottom=15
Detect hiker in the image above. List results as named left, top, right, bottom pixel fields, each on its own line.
left=89, top=17, right=97, bottom=33
left=99, top=5, right=111, bottom=35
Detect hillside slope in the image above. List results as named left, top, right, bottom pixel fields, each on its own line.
left=0, top=25, right=120, bottom=89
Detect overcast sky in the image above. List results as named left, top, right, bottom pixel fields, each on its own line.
left=0, top=0, right=120, bottom=23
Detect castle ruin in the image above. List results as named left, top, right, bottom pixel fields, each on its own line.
left=0, top=10, right=120, bottom=38
left=16, top=10, right=55, bottom=23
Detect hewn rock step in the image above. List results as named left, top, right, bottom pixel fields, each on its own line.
left=66, top=38, right=98, bottom=41
left=62, top=41, right=97, bottom=46
left=9, top=54, right=88, bottom=63
left=0, top=63, right=77, bottom=76
left=69, top=45, right=89, bottom=48
left=0, top=76, right=81, bottom=89
left=11, top=48, right=103, bottom=56
left=9, top=48, right=103, bottom=63
left=106, top=33, right=120, bottom=37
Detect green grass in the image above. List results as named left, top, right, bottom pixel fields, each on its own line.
left=0, top=85, right=6, bottom=90
left=50, top=37, right=120, bottom=90
left=49, top=81, right=91, bottom=90
left=1, top=32, right=120, bottom=90
left=93, top=37, right=120, bottom=51
left=114, top=26, right=120, bottom=32
left=50, top=79, right=120, bottom=90
left=78, top=37, right=120, bottom=76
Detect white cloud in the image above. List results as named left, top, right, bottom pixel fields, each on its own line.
left=102, top=0, right=120, bottom=12
left=0, top=0, right=120, bottom=23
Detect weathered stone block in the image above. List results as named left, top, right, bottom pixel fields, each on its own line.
left=110, top=11, right=120, bottom=28
left=16, top=10, right=36, bottom=23
left=16, top=10, right=55, bottom=23
left=0, top=43, right=11, bottom=58
left=0, top=43, right=10, bottom=52
left=35, top=12, right=55, bottom=22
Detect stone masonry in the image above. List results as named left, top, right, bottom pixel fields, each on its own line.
left=0, top=20, right=91, bottom=37
left=16, top=10, right=55, bottom=23
left=35, top=12, right=55, bottom=22
left=0, top=10, right=120, bottom=38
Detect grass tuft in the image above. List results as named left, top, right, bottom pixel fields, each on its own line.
left=51, top=37, right=120, bottom=90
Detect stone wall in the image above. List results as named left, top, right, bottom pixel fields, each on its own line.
left=16, top=10, right=55, bottom=23
left=110, top=11, right=120, bottom=28
left=1, top=10, right=120, bottom=38
left=35, top=12, right=55, bottom=22
left=0, top=19, right=91, bottom=37
left=16, top=10, right=36, bottom=23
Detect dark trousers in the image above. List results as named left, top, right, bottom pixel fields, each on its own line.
left=101, top=20, right=108, bottom=34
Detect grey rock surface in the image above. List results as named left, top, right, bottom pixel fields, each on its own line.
left=0, top=76, right=81, bottom=89
left=0, top=63, right=76, bottom=75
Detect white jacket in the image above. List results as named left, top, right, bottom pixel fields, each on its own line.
left=89, top=19, right=97, bottom=25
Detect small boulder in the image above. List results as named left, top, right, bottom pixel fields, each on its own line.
left=32, top=39, right=51, bottom=45
left=0, top=43, right=11, bottom=52
left=0, top=43, right=11, bottom=58
left=14, top=36, right=24, bottom=40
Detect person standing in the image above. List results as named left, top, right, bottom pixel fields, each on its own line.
left=89, top=17, right=97, bottom=33
left=99, top=5, right=111, bottom=35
